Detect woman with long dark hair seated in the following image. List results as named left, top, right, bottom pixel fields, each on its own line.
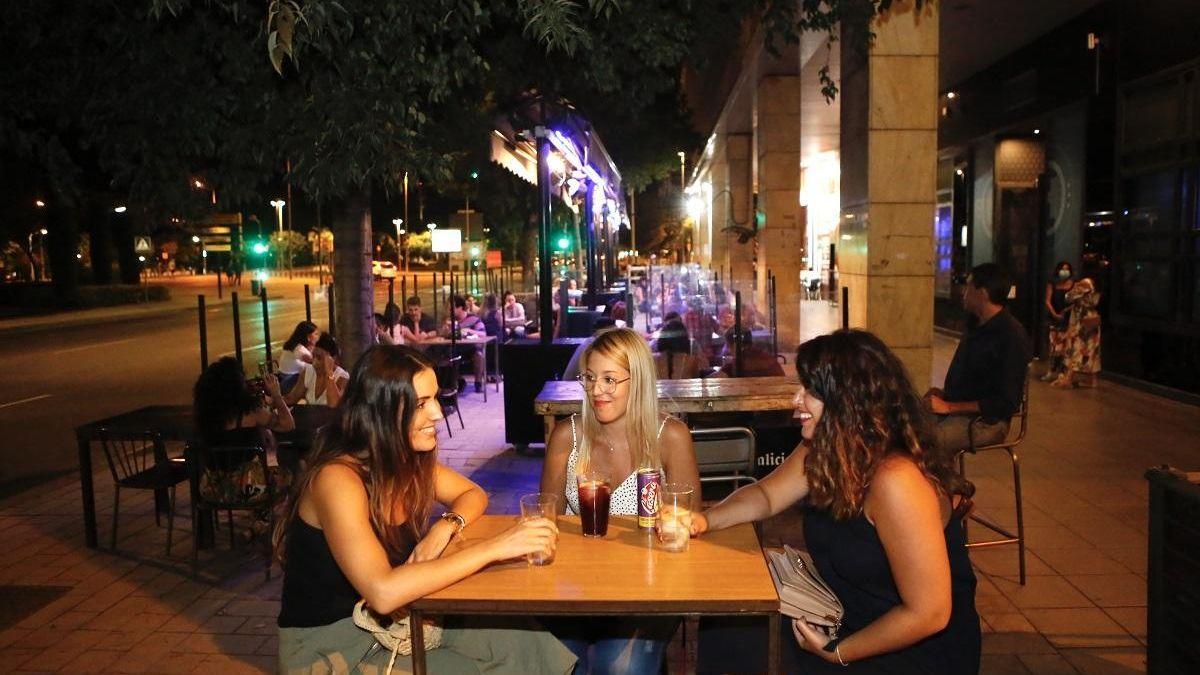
left=279, top=321, right=320, bottom=376
left=275, top=345, right=574, bottom=673
left=693, top=330, right=980, bottom=673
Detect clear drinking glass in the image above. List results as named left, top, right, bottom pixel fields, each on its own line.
left=576, top=470, right=613, bottom=538
left=656, top=483, right=694, bottom=552
left=519, top=492, right=558, bottom=565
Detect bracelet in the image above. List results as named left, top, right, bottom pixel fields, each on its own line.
left=440, top=511, right=467, bottom=537
left=822, top=637, right=848, bottom=667
left=835, top=644, right=848, bottom=667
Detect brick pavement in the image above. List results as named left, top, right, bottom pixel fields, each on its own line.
left=0, top=302, right=1196, bottom=673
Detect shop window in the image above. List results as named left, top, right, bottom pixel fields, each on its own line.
left=1119, top=261, right=1174, bottom=319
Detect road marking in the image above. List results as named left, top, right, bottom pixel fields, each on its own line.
left=52, top=338, right=137, bottom=355
left=218, top=339, right=285, bottom=359
left=0, top=394, right=52, bottom=410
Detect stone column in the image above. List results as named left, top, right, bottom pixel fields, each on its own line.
left=755, top=75, right=803, bottom=352
left=839, top=0, right=939, bottom=386
left=726, top=133, right=756, bottom=294
left=708, top=142, right=730, bottom=279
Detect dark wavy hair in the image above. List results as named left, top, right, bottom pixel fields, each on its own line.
left=796, top=330, right=968, bottom=520
left=193, top=357, right=258, bottom=446
left=275, top=345, right=438, bottom=563
left=282, top=321, right=318, bottom=352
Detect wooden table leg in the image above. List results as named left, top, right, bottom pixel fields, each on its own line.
left=410, top=609, right=427, bottom=675
left=77, top=435, right=98, bottom=548
left=767, top=612, right=781, bottom=674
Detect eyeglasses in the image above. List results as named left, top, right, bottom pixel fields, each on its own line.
left=576, top=373, right=631, bottom=394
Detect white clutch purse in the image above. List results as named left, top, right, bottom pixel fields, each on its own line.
left=766, top=544, right=844, bottom=636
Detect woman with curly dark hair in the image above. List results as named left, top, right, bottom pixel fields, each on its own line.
left=692, top=330, right=980, bottom=673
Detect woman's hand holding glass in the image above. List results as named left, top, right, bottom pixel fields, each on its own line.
left=486, top=517, right=558, bottom=563
left=687, top=511, right=709, bottom=537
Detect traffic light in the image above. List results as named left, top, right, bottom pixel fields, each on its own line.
left=555, top=234, right=571, bottom=251
left=469, top=170, right=479, bottom=180
left=251, top=240, right=269, bottom=255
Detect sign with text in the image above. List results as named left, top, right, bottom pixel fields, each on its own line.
left=431, top=228, right=463, bottom=253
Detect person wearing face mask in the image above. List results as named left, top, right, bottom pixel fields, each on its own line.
left=692, top=330, right=979, bottom=673
left=539, top=327, right=701, bottom=674
left=1041, top=261, right=1076, bottom=382
left=275, top=345, right=574, bottom=673
left=286, top=334, right=350, bottom=407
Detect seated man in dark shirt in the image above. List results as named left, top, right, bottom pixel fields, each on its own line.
left=924, top=263, right=1032, bottom=459
left=440, top=295, right=487, bottom=392
left=399, top=295, right=437, bottom=341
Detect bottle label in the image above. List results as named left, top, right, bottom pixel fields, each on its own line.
left=637, top=470, right=660, bottom=528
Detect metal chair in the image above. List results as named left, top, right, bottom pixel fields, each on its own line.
left=186, top=442, right=278, bottom=580
left=435, top=356, right=466, bottom=436
left=691, top=427, right=758, bottom=487
left=98, top=430, right=188, bottom=554
left=957, top=368, right=1031, bottom=584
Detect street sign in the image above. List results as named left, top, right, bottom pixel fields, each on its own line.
left=134, top=236, right=152, bottom=253
left=431, top=229, right=463, bottom=253
left=486, top=250, right=502, bottom=268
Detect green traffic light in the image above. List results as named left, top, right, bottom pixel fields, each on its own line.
left=556, top=237, right=570, bottom=250
left=469, top=170, right=479, bottom=180
left=252, top=241, right=269, bottom=255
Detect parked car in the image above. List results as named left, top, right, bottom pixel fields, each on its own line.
left=373, top=260, right=397, bottom=279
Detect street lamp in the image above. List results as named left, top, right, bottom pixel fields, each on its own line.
left=35, top=199, right=45, bottom=208
left=191, top=235, right=201, bottom=243
left=427, top=222, right=438, bottom=230
left=113, top=205, right=127, bottom=214
left=269, top=199, right=286, bottom=234
left=392, top=218, right=405, bottom=271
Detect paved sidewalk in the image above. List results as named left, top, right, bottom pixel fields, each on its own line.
left=0, top=314, right=1196, bottom=672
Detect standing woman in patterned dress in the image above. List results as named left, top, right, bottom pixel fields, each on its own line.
left=1053, top=277, right=1102, bottom=388
left=539, top=327, right=701, bottom=674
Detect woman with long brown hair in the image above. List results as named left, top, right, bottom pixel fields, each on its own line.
left=275, top=345, right=574, bottom=673
left=692, top=330, right=980, bottom=673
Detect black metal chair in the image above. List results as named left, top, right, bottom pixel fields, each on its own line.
left=185, top=442, right=278, bottom=580
left=957, top=368, right=1031, bottom=584
left=691, top=427, right=758, bottom=488
left=435, top=356, right=466, bottom=436
left=98, top=430, right=188, bottom=554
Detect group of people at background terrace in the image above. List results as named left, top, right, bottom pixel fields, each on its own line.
left=189, top=262, right=1035, bottom=674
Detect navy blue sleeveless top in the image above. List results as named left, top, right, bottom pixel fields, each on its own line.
left=278, top=518, right=418, bottom=628
left=797, top=504, right=981, bottom=673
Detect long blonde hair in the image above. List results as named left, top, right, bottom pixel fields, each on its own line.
left=578, top=328, right=662, bottom=473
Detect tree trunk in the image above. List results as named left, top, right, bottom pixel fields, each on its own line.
left=86, top=197, right=114, bottom=284
left=111, top=208, right=139, bottom=284
left=45, top=197, right=81, bottom=306
left=332, top=190, right=374, bottom=368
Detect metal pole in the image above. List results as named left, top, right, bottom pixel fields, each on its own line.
left=584, top=180, right=598, bottom=310
left=734, top=291, right=744, bottom=377
left=401, top=277, right=407, bottom=308
left=842, top=287, right=849, bottom=329
left=217, top=269, right=223, bottom=300
left=198, top=295, right=208, bottom=373
left=388, top=277, right=394, bottom=307
left=327, top=283, right=335, bottom=336
left=770, top=272, right=778, bottom=357
left=304, top=283, right=312, bottom=323
left=260, top=285, right=272, bottom=364
left=536, top=125, right=554, bottom=346
left=231, top=291, right=243, bottom=367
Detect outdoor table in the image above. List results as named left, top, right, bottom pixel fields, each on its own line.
left=409, top=515, right=782, bottom=674
left=408, top=335, right=501, bottom=401
left=534, top=376, right=800, bottom=443
left=74, top=404, right=337, bottom=548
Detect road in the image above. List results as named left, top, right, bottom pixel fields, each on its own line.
left=0, top=269, right=510, bottom=492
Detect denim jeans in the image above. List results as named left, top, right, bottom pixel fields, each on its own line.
left=550, top=616, right=677, bottom=675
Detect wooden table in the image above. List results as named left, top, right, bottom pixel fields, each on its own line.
left=534, top=376, right=800, bottom=442
left=74, top=404, right=336, bottom=548
left=409, top=515, right=782, bottom=674
left=409, top=335, right=500, bottom=401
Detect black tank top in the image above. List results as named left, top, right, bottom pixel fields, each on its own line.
left=278, top=518, right=418, bottom=628
left=798, top=504, right=981, bottom=674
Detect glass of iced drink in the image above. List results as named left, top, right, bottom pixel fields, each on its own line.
left=519, top=493, right=558, bottom=565
left=656, top=483, right=694, bottom=552
left=576, top=470, right=612, bottom=538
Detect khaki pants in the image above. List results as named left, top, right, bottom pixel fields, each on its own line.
left=930, top=414, right=1009, bottom=463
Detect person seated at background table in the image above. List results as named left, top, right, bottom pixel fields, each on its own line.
left=653, top=318, right=705, bottom=380
left=502, top=291, right=527, bottom=336
left=441, top=295, right=488, bottom=393
left=922, top=263, right=1030, bottom=461
left=401, top=295, right=438, bottom=342
left=274, top=345, right=574, bottom=673
left=373, top=313, right=396, bottom=346
left=692, top=330, right=980, bottom=673
left=683, top=297, right=717, bottom=364
left=609, top=300, right=627, bottom=329
left=713, top=330, right=785, bottom=378
left=286, top=334, right=349, bottom=407
left=540, top=327, right=700, bottom=675
left=278, top=321, right=319, bottom=376
left=193, top=356, right=295, bottom=501
left=481, top=293, right=503, bottom=338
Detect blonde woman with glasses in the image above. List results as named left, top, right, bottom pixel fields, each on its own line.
left=539, top=327, right=700, bottom=674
